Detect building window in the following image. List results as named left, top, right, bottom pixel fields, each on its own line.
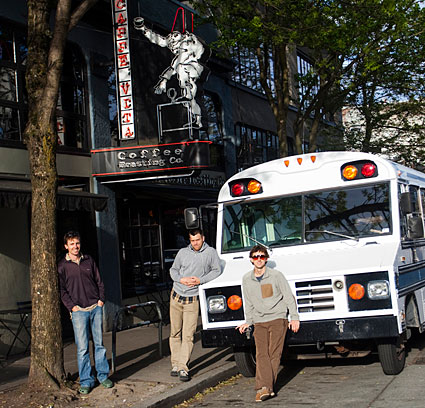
left=57, top=44, right=89, bottom=149
left=297, top=53, right=319, bottom=109
left=0, top=21, right=89, bottom=149
left=231, top=46, right=263, bottom=92
left=235, top=123, right=279, bottom=171
left=107, top=65, right=118, bottom=142
left=200, top=92, right=223, bottom=144
left=0, top=22, right=27, bottom=141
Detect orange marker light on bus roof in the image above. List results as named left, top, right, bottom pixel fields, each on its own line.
left=342, top=165, right=358, bottom=180
left=311, top=156, right=317, bottom=163
left=247, top=180, right=262, bottom=194
left=297, top=158, right=303, bottom=165
left=348, top=283, right=365, bottom=300
left=284, top=160, right=290, bottom=167
left=227, top=295, right=243, bottom=311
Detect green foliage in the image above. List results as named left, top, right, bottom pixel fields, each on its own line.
left=192, top=0, right=425, bottom=162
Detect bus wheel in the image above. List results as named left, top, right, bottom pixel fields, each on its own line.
left=377, top=338, right=406, bottom=375
left=233, top=347, right=256, bottom=377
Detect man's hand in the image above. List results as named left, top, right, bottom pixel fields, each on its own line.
left=180, top=276, right=200, bottom=287
left=71, top=306, right=79, bottom=312
left=289, top=320, right=300, bottom=333
left=98, top=300, right=104, bottom=307
left=235, top=323, right=250, bottom=334
left=154, top=79, right=167, bottom=94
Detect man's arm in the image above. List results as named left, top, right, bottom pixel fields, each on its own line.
left=58, top=264, right=75, bottom=312
left=90, top=256, right=105, bottom=303
left=134, top=17, right=168, bottom=47
left=199, top=248, right=222, bottom=284
left=277, top=272, right=300, bottom=332
left=169, top=250, right=184, bottom=283
left=236, top=277, right=254, bottom=333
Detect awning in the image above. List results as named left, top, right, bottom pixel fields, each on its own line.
left=0, top=179, right=108, bottom=212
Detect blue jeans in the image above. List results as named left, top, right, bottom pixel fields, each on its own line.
left=72, top=306, right=110, bottom=388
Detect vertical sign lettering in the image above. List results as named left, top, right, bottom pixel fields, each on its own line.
left=112, top=0, right=135, bottom=140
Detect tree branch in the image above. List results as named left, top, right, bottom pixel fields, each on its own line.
left=69, top=0, right=99, bottom=31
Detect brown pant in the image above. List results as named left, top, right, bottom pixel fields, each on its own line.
left=254, top=318, right=288, bottom=392
left=169, top=295, right=199, bottom=372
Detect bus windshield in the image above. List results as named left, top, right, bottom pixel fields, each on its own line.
left=221, top=182, right=391, bottom=252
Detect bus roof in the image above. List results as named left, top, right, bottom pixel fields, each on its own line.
left=218, top=151, right=425, bottom=202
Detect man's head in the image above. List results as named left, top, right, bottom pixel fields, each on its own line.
left=64, top=231, right=81, bottom=257
left=249, top=245, right=269, bottom=267
left=188, top=228, right=205, bottom=252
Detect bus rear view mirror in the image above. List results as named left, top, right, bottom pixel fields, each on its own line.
left=184, top=208, right=200, bottom=229
left=400, top=192, right=413, bottom=214
left=408, top=216, right=424, bottom=239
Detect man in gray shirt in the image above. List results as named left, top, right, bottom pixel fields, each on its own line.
left=169, top=228, right=221, bottom=381
left=236, top=245, right=300, bottom=402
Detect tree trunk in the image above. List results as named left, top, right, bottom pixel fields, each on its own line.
left=26, top=124, right=64, bottom=387
left=25, top=0, right=72, bottom=387
left=25, top=0, right=98, bottom=387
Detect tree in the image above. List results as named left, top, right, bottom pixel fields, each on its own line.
left=193, top=0, right=425, bottom=157
left=341, top=1, right=425, bottom=169
left=25, top=0, right=97, bottom=387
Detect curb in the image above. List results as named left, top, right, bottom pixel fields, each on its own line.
left=144, top=362, right=239, bottom=408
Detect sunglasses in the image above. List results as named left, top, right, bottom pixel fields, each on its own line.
left=251, top=255, right=267, bottom=260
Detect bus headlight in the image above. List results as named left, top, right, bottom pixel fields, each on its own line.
left=367, top=280, right=390, bottom=299
left=207, top=295, right=227, bottom=313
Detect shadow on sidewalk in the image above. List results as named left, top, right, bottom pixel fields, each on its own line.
left=190, top=348, right=234, bottom=377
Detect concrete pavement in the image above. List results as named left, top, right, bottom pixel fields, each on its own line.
left=0, top=322, right=238, bottom=407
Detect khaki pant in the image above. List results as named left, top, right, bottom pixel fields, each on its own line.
left=254, top=318, right=288, bottom=392
left=169, top=295, right=199, bottom=372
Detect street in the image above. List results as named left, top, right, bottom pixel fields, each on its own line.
left=184, top=332, right=425, bottom=408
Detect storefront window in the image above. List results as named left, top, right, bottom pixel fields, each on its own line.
left=0, top=21, right=88, bottom=149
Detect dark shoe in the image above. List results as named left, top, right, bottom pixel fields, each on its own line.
left=255, top=387, right=270, bottom=402
left=101, top=378, right=114, bottom=388
left=79, top=386, right=91, bottom=395
left=170, top=367, right=179, bottom=377
left=179, top=369, right=190, bottom=382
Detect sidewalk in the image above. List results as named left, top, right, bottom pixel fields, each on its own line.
left=0, top=322, right=238, bottom=407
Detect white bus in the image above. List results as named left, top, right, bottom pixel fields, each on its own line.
left=185, top=151, right=425, bottom=377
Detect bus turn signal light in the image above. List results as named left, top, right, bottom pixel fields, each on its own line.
left=348, top=283, right=365, bottom=300
left=341, top=160, right=378, bottom=181
left=227, top=295, right=243, bottom=310
left=247, top=180, right=262, bottom=194
left=230, top=179, right=263, bottom=197
left=342, top=165, right=358, bottom=180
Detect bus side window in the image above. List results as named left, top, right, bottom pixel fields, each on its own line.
left=400, top=187, right=424, bottom=240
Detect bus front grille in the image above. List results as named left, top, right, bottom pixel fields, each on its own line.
left=295, top=279, right=334, bottom=313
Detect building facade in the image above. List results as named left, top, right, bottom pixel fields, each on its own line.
left=0, top=0, right=339, bottom=353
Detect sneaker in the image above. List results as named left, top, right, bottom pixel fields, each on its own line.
left=79, top=386, right=91, bottom=395
left=101, top=378, right=114, bottom=388
left=178, top=369, right=190, bottom=382
left=255, top=387, right=270, bottom=402
left=170, top=367, right=179, bottom=377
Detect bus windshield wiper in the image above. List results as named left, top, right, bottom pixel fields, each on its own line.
left=230, top=230, right=272, bottom=251
left=306, top=230, right=359, bottom=242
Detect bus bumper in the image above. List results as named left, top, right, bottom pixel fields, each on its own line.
left=201, top=315, right=399, bottom=348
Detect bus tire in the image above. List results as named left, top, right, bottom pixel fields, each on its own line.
left=234, top=347, right=256, bottom=377
left=377, top=338, right=406, bottom=375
